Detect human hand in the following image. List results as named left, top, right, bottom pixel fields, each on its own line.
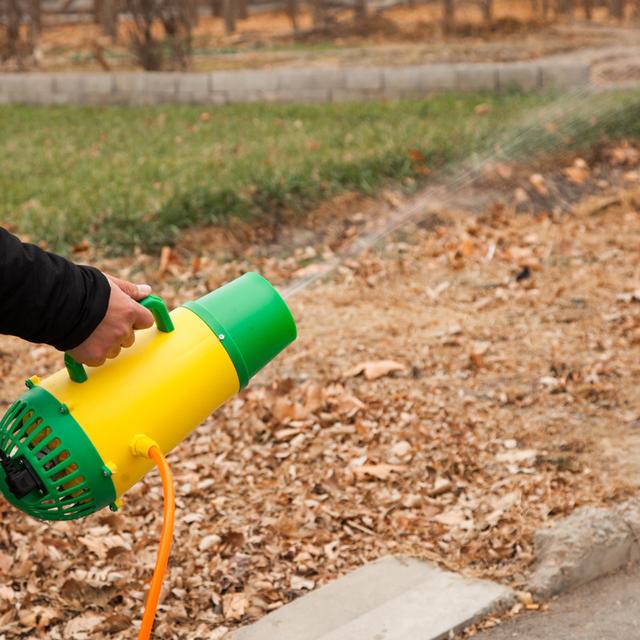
left=67, top=276, right=154, bottom=366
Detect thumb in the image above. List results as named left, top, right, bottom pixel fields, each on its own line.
left=108, top=275, right=152, bottom=301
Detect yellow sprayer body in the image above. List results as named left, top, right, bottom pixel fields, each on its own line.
left=41, top=307, right=239, bottom=499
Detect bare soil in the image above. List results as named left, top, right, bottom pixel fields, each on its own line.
left=1, top=142, right=640, bottom=638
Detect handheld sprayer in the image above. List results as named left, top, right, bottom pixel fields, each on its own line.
left=0, top=272, right=297, bottom=637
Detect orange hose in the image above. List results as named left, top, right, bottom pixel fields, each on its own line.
left=137, top=446, right=175, bottom=640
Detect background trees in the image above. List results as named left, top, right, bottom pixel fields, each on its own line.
left=2, top=0, right=639, bottom=70
left=0, top=0, right=41, bottom=63
left=124, top=0, right=195, bottom=70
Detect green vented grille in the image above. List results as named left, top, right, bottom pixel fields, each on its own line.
left=0, top=386, right=115, bottom=521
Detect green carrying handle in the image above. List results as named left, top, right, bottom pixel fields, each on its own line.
left=64, top=295, right=175, bottom=384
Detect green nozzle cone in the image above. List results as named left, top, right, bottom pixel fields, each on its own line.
left=183, top=273, right=297, bottom=388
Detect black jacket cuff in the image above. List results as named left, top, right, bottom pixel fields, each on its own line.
left=51, top=267, right=111, bottom=351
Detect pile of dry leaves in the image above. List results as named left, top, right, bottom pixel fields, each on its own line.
left=0, top=142, right=640, bottom=638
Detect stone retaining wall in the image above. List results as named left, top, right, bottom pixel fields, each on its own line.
left=0, top=60, right=591, bottom=106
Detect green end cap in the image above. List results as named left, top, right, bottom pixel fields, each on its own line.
left=184, top=272, right=297, bottom=388
left=0, top=386, right=116, bottom=522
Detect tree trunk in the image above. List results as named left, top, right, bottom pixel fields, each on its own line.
left=186, top=0, right=199, bottom=27
left=481, top=0, right=493, bottom=22
left=542, top=0, right=550, bottom=18
left=583, top=0, right=593, bottom=19
left=223, top=0, right=236, bottom=34
left=442, top=0, right=455, bottom=33
left=28, top=0, right=41, bottom=45
left=6, top=0, right=21, bottom=57
left=210, top=0, right=223, bottom=17
left=95, top=0, right=119, bottom=41
left=285, top=0, right=299, bottom=33
left=312, top=0, right=326, bottom=28
left=238, top=0, right=249, bottom=20
left=610, top=0, right=625, bottom=19
left=556, top=0, right=573, bottom=15
left=354, top=0, right=368, bottom=23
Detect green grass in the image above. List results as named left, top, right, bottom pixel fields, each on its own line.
left=1, top=89, right=639, bottom=255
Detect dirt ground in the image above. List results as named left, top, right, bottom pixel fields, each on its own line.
left=0, top=141, right=640, bottom=638
left=13, top=2, right=640, bottom=72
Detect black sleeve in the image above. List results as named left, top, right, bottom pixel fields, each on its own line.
left=0, top=228, right=111, bottom=351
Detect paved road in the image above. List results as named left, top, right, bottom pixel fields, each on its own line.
left=476, top=564, right=640, bottom=640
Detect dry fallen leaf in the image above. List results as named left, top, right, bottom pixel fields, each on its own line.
left=429, top=477, right=453, bottom=497
left=64, top=614, right=103, bottom=636
left=303, top=381, right=324, bottom=414
left=608, top=142, right=640, bottom=165
left=529, top=173, right=548, bottom=196
left=401, top=493, right=422, bottom=508
left=344, top=360, right=407, bottom=381
left=223, top=592, right=249, bottom=621
left=433, top=508, right=474, bottom=529
left=77, top=534, right=108, bottom=560
left=0, top=551, right=11, bottom=573
left=292, top=262, right=333, bottom=279
left=271, top=396, right=311, bottom=422
left=516, top=590, right=534, bottom=606
left=0, top=586, right=15, bottom=603
left=96, top=614, right=132, bottom=634
left=495, top=163, right=513, bottom=179
left=382, top=189, right=404, bottom=209
left=495, top=450, right=538, bottom=464
left=199, top=534, right=222, bottom=551
left=617, top=289, right=640, bottom=303
left=158, top=245, right=173, bottom=277
left=72, top=239, right=90, bottom=253
left=353, top=464, right=406, bottom=481
left=514, top=186, right=530, bottom=204
left=563, top=158, right=590, bottom=185
left=469, top=341, right=491, bottom=369
left=290, top=575, right=316, bottom=590
left=458, top=238, right=474, bottom=257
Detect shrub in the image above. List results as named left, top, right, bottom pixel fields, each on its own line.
left=125, top=0, right=195, bottom=71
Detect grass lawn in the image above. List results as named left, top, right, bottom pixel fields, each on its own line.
left=1, top=89, right=639, bottom=255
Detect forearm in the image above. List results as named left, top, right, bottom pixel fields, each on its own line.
left=0, top=228, right=111, bottom=350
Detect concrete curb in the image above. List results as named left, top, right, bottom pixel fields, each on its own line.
left=228, top=556, right=514, bottom=640
left=528, top=497, right=640, bottom=597
left=224, top=500, right=640, bottom=640
left=0, top=59, right=591, bottom=106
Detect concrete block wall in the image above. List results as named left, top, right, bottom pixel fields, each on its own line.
left=0, top=60, right=592, bottom=106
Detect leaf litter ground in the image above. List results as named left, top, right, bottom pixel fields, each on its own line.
left=1, top=142, right=640, bottom=638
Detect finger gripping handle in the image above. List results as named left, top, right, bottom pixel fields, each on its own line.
left=65, top=295, right=174, bottom=384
